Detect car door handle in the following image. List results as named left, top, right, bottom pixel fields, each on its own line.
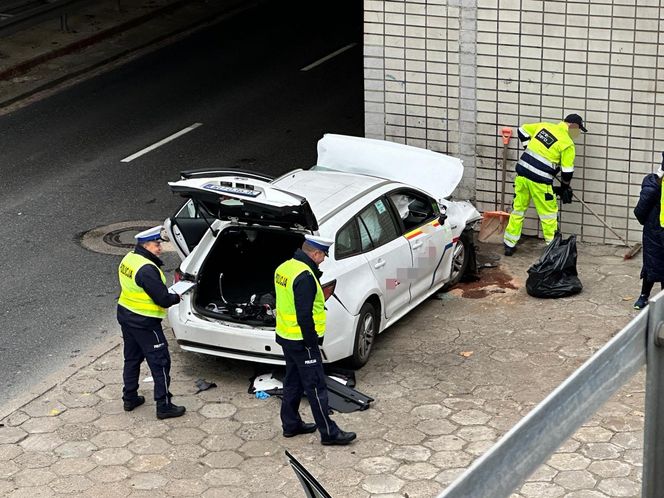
left=411, top=240, right=423, bottom=249
left=374, top=260, right=386, bottom=269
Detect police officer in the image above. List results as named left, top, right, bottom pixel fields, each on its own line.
left=503, top=113, right=587, bottom=255
left=274, top=234, right=356, bottom=446
left=117, top=226, right=186, bottom=419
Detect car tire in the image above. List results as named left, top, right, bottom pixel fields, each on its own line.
left=350, top=302, right=378, bottom=369
left=441, top=230, right=471, bottom=291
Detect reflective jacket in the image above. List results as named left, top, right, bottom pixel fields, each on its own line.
left=117, top=245, right=179, bottom=328
left=661, top=185, right=664, bottom=228
left=516, top=121, right=576, bottom=185
left=274, top=250, right=326, bottom=346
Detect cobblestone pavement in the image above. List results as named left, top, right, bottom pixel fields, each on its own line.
left=0, top=238, right=649, bottom=497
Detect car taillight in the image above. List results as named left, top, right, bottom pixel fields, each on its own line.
left=322, top=280, right=336, bottom=301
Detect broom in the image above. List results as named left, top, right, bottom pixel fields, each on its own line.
left=478, top=127, right=513, bottom=243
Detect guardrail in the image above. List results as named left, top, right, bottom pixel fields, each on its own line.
left=437, top=289, right=664, bottom=498
left=0, top=0, right=103, bottom=37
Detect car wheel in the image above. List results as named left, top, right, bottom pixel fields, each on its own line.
left=442, top=231, right=471, bottom=290
left=350, top=302, right=377, bottom=368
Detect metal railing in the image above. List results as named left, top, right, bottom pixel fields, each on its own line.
left=437, top=289, right=664, bottom=498
left=0, top=0, right=101, bottom=36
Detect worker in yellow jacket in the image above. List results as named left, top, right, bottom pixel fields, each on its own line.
left=503, top=114, right=587, bottom=256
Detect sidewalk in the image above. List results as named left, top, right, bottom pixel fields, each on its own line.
left=0, top=239, right=647, bottom=497
left=0, top=0, right=247, bottom=115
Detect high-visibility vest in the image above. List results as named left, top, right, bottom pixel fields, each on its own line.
left=660, top=184, right=664, bottom=227
left=516, top=121, right=575, bottom=184
left=118, top=252, right=167, bottom=318
left=274, top=259, right=326, bottom=340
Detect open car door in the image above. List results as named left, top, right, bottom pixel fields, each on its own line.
left=165, top=173, right=318, bottom=260
left=163, top=200, right=208, bottom=260
left=285, top=451, right=332, bottom=498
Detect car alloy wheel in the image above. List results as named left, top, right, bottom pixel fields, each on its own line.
left=351, top=302, right=377, bottom=368
left=450, top=241, right=466, bottom=282
left=441, top=231, right=471, bottom=291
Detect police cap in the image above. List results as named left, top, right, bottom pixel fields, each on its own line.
left=304, top=234, right=334, bottom=255
left=135, top=226, right=165, bottom=243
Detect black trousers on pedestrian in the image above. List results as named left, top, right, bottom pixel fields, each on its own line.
left=280, top=340, right=339, bottom=441
left=120, top=322, right=172, bottom=404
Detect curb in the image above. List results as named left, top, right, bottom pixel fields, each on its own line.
left=0, top=334, right=122, bottom=423
left=0, top=0, right=192, bottom=81
left=0, top=0, right=254, bottom=112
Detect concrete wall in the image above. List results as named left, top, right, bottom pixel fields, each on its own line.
left=364, top=0, right=664, bottom=244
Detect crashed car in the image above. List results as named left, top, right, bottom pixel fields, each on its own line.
left=164, top=134, right=481, bottom=368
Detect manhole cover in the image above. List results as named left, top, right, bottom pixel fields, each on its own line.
left=79, top=221, right=177, bottom=256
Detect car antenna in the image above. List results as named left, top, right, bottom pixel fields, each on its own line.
left=193, top=199, right=219, bottom=237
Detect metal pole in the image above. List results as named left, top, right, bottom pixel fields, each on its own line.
left=642, top=290, right=664, bottom=497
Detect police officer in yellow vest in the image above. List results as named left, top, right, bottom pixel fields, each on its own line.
left=117, top=226, right=185, bottom=419
left=503, top=114, right=587, bottom=256
left=274, top=234, right=356, bottom=446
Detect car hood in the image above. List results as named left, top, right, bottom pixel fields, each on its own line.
left=168, top=175, right=318, bottom=231
left=314, top=134, right=464, bottom=200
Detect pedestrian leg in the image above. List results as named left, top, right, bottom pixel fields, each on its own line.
left=121, top=325, right=144, bottom=402
left=504, top=176, right=531, bottom=248
left=296, top=347, right=339, bottom=441
left=532, top=182, right=558, bottom=243
left=280, top=348, right=305, bottom=434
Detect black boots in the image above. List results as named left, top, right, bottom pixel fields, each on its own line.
left=156, top=401, right=186, bottom=419
left=283, top=422, right=318, bottom=438
left=123, top=395, right=145, bottom=412
left=321, top=429, right=357, bottom=446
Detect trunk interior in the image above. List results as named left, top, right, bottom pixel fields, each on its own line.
left=194, top=226, right=305, bottom=325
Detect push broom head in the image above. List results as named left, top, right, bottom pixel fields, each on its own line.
left=478, top=211, right=510, bottom=243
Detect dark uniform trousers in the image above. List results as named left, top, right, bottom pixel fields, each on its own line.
left=121, top=322, right=172, bottom=403
left=280, top=340, right=339, bottom=441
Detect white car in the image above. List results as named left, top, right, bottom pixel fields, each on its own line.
left=164, top=134, right=481, bottom=368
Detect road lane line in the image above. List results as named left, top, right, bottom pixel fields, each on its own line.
left=121, top=123, right=203, bottom=163
left=300, top=43, right=357, bottom=72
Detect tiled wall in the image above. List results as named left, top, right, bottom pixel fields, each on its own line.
left=364, top=0, right=664, bottom=244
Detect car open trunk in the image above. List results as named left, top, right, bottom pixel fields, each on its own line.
left=193, top=226, right=305, bottom=326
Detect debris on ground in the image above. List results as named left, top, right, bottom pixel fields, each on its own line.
left=194, top=378, right=217, bottom=394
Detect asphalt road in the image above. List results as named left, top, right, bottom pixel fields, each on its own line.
left=0, top=0, right=363, bottom=405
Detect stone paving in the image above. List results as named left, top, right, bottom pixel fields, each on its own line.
left=0, top=237, right=650, bottom=497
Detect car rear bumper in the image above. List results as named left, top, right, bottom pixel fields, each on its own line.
left=168, top=295, right=357, bottom=364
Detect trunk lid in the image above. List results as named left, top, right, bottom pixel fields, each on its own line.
left=168, top=175, right=319, bottom=231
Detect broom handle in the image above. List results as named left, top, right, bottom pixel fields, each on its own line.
left=570, top=190, right=630, bottom=246
left=500, top=127, right=512, bottom=212
left=500, top=142, right=508, bottom=211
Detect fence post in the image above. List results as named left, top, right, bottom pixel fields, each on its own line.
left=642, top=290, right=664, bottom=498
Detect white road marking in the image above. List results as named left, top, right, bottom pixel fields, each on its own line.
left=121, top=122, right=203, bottom=162
left=300, top=43, right=357, bottom=72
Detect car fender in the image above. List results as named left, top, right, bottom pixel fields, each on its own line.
left=441, top=199, right=481, bottom=239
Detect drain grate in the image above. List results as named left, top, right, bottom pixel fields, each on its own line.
left=102, top=226, right=146, bottom=249
left=79, top=221, right=175, bottom=256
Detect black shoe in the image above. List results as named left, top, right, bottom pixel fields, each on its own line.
left=156, top=402, right=186, bottom=419
left=504, top=244, right=516, bottom=256
left=123, top=395, right=145, bottom=412
left=634, top=294, right=649, bottom=310
left=321, top=429, right=357, bottom=446
left=283, top=422, right=317, bottom=438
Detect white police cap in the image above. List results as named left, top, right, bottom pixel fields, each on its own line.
left=135, top=225, right=165, bottom=243
left=304, top=234, right=334, bottom=255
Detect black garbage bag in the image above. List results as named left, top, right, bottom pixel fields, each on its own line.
left=526, top=233, right=583, bottom=298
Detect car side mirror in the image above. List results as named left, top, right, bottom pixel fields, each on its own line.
left=438, top=207, right=448, bottom=225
